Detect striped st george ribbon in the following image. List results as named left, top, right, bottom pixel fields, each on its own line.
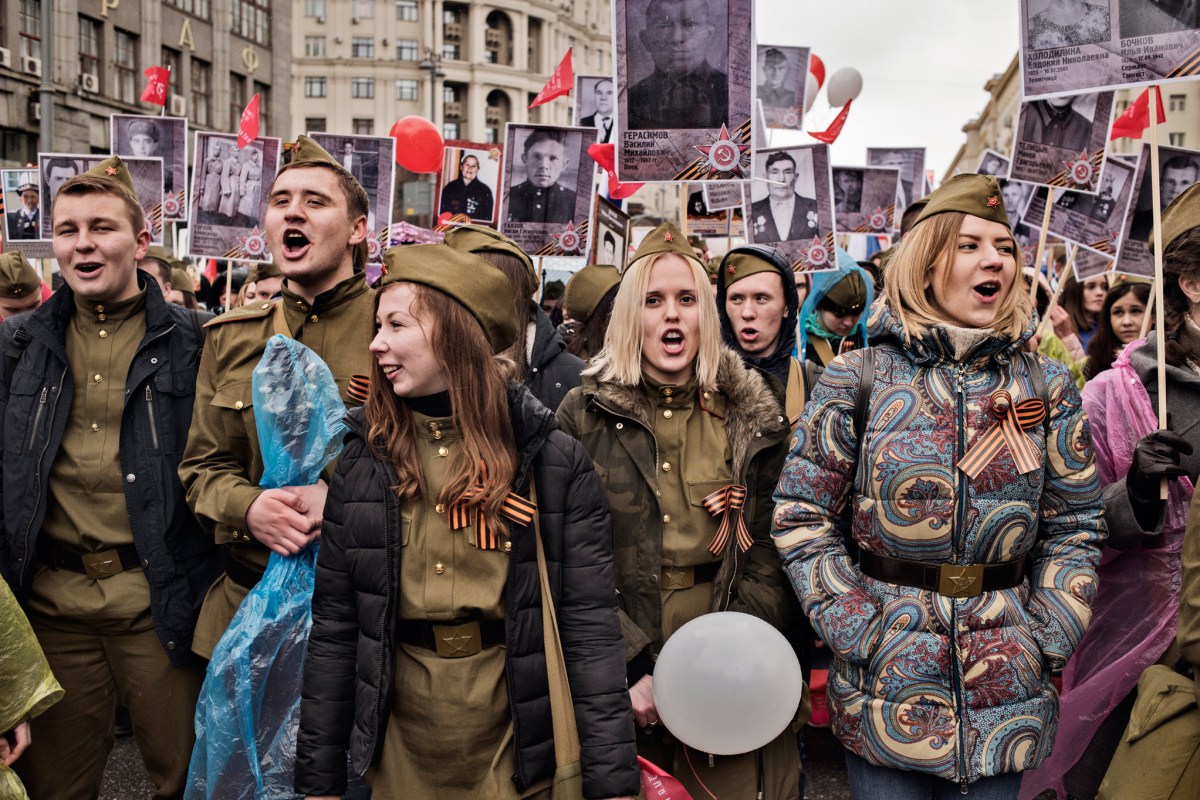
left=448, top=462, right=537, bottom=550
left=701, top=483, right=753, bottom=554
left=958, top=390, right=1047, bottom=480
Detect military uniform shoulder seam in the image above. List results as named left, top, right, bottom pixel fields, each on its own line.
left=204, top=301, right=276, bottom=328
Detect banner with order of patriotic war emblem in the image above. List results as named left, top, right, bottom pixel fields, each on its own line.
left=748, top=144, right=837, bottom=272
left=831, top=166, right=900, bottom=243
left=1011, top=90, right=1115, bottom=194
left=1022, top=154, right=1139, bottom=257
left=36, top=154, right=167, bottom=245
left=111, top=115, right=189, bottom=223
left=500, top=124, right=598, bottom=257
left=187, top=131, right=281, bottom=264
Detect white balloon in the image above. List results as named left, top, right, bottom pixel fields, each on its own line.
left=653, top=612, right=803, bottom=755
left=804, top=72, right=819, bottom=113
left=826, top=67, right=864, bottom=108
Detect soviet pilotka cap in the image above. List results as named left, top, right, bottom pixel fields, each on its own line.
left=1153, top=182, right=1200, bottom=253
left=822, top=270, right=868, bottom=313
left=913, top=173, right=1010, bottom=229
left=443, top=223, right=538, bottom=283
left=80, top=155, right=139, bottom=197
left=628, top=222, right=704, bottom=272
left=564, top=263, right=622, bottom=323
left=380, top=244, right=520, bottom=352
left=0, top=251, right=41, bottom=299
left=721, top=247, right=787, bottom=288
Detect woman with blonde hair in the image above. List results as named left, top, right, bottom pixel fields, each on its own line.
left=295, top=244, right=637, bottom=800
left=557, top=223, right=799, bottom=799
left=773, top=174, right=1105, bottom=798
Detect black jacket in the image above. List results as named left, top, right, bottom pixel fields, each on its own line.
left=295, top=383, right=638, bottom=799
left=525, top=303, right=584, bottom=412
left=0, top=274, right=220, bottom=665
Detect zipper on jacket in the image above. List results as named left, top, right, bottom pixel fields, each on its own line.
left=22, top=365, right=67, bottom=585
left=26, top=387, right=47, bottom=451
left=504, top=533, right=527, bottom=790
left=951, top=362, right=970, bottom=790
left=369, top=459, right=396, bottom=766
left=144, top=386, right=160, bottom=449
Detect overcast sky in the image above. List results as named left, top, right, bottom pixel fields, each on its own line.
left=757, top=3, right=1019, bottom=183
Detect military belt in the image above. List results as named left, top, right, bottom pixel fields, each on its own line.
left=858, top=550, right=1028, bottom=599
left=659, top=561, right=721, bottom=590
left=397, top=619, right=506, bottom=658
left=36, top=539, right=141, bottom=581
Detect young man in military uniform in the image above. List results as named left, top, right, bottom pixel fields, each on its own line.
left=0, top=251, right=45, bottom=319
left=0, top=157, right=219, bottom=799
left=179, top=136, right=377, bottom=659
left=506, top=129, right=576, bottom=224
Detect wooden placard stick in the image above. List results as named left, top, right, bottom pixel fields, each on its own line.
left=1030, top=187, right=1056, bottom=301
left=1035, top=244, right=1078, bottom=340
left=1147, top=84, right=1169, bottom=499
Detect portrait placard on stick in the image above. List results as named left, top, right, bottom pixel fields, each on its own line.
left=500, top=124, right=598, bottom=256
left=749, top=144, right=836, bottom=271
left=574, top=75, right=617, bottom=145
left=187, top=132, right=281, bottom=263
left=1023, top=156, right=1138, bottom=257
left=615, top=0, right=753, bottom=182
left=1115, top=142, right=1200, bottom=277
left=976, top=149, right=1012, bottom=178
left=590, top=196, right=631, bottom=270
left=310, top=133, right=397, bottom=262
left=111, top=114, right=188, bottom=221
left=832, top=166, right=900, bottom=240
left=756, top=45, right=809, bottom=131
left=1020, top=0, right=1200, bottom=99
left=434, top=140, right=503, bottom=227
left=36, top=154, right=166, bottom=244
left=866, top=147, right=925, bottom=212
left=1011, top=91, right=1115, bottom=193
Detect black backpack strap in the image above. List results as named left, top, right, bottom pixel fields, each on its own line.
left=1020, top=350, right=1047, bottom=406
left=802, top=359, right=823, bottom=405
left=4, top=327, right=32, bottom=388
left=854, top=347, right=875, bottom=445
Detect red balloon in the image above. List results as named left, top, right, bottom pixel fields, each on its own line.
left=389, top=116, right=444, bottom=173
left=809, top=54, right=826, bottom=90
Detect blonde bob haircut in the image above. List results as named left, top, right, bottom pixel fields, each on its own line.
left=882, top=211, right=1033, bottom=342
left=583, top=251, right=722, bottom=391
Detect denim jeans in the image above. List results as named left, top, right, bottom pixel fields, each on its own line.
left=844, top=752, right=1022, bottom=800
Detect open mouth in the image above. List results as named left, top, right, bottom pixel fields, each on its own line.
left=662, top=329, right=685, bottom=355
left=282, top=229, right=311, bottom=258
left=75, top=262, right=103, bottom=275
left=740, top=327, right=759, bottom=341
left=381, top=365, right=400, bottom=376
left=973, top=281, right=1001, bottom=302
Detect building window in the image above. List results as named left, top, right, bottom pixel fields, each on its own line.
left=229, top=75, right=246, bottom=133
left=484, top=128, right=497, bottom=145
left=114, top=29, right=139, bottom=104
left=442, top=122, right=460, bottom=139
left=1170, top=132, right=1186, bottom=147
left=255, top=82, right=270, bottom=135
left=442, top=44, right=460, bottom=60
left=191, top=58, right=211, bottom=127
left=162, top=47, right=183, bottom=99
left=352, top=78, right=375, bottom=98
left=232, top=0, right=270, bottom=46
left=165, top=0, right=211, bottom=19
left=1169, top=94, right=1186, bottom=112
left=305, top=0, right=326, bottom=17
left=352, top=37, right=374, bottom=58
left=19, top=0, right=41, bottom=61
left=353, top=0, right=376, bottom=18
left=305, top=36, right=327, bottom=57
left=396, top=0, right=417, bottom=21
left=304, top=76, right=327, bottom=98
left=396, top=79, right=419, bottom=101
left=78, top=16, right=101, bottom=84
left=396, top=39, right=418, bottom=60
left=306, top=117, right=327, bottom=132
left=353, top=118, right=374, bottom=135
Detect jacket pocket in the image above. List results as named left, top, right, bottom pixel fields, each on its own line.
left=687, top=478, right=733, bottom=507
left=7, top=369, right=46, bottom=454
left=211, top=380, right=254, bottom=456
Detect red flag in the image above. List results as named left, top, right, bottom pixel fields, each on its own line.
left=528, top=48, right=573, bottom=109
left=808, top=98, right=853, bottom=144
left=237, top=94, right=261, bottom=149
left=588, top=143, right=644, bottom=200
left=1110, top=87, right=1167, bottom=140
left=638, top=757, right=693, bottom=800
left=204, top=258, right=218, bottom=282
left=140, top=66, right=170, bottom=106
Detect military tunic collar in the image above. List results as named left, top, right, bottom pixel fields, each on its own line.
left=280, top=272, right=370, bottom=314
left=73, top=287, right=146, bottom=325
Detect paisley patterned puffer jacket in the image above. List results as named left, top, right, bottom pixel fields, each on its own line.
left=772, top=302, right=1105, bottom=785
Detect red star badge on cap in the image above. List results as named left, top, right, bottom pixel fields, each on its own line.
left=727, top=264, right=737, bottom=275
left=663, top=231, right=673, bottom=242
left=986, top=196, right=999, bottom=208
left=106, top=167, right=117, bottom=176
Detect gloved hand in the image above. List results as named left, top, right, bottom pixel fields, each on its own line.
left=1127, top=430, right=1193, bottom=532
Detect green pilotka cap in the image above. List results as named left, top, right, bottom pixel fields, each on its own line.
left=80, top=155, right=138, bottom=197
left=565, top=263, right=622, bottom=323
left=1154, top=182, right=1200, bottom=253
left=247, top=261, right=282, bottom=282
left=722, top=251, right=779, bottom=288
left=170, top=267, right=196, bottom=298
left=628, top=222, right=704, bottom=272
left=380, top=244, right=520, bottom=352
left=913, top=173, right=1009, bottom=229
left=443, top=224, right=538, bottom=283
left=0, top=251, right=40, bottom=299
left=823, top=270, right=867, bottom=313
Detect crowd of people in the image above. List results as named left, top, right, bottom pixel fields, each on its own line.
left=0, top=132, right=1198, bottom=800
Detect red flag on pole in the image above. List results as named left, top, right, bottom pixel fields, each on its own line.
left=638, top=757, right=693, bottom=800
left=237, top=94, right=261, bottom=149
left=808, top=99, right=853, bottom=144
left=528, top=48, right=573, bottom=109
left=588, top=143, right=644, bottom=200
left=1110, top=87, right=1167, bottom=140
left=140, top=66, right=170, bottom=106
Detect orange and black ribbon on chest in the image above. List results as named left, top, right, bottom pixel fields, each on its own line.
left=957, top=390, right=1047, bottom=480
left=448, top=462, right=537, bottom=550
left=702, top=483, right=754, bottom=554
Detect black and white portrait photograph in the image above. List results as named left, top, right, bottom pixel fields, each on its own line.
left=591, top=196, right=631, bottom=270
left=749, top=144, right=835, bottom=270
left=867, top=147, right=926, bottom=211
left=757, top=45, right=808, bottom=130
left=999, top=178, right=1037, bottom=229
left=1073, top=248, right=1114, bottom=281
left=976, top=149, right=1012, bottom=178
left=38, top=154, right=166, bottom=244
left=685, top=181, right=743, bottom=238
left=1118, top=143, right=1197, bottom=276
left=187, top=132, right=281, bottom=263
left=4, top=169, right=41, bottom=243
left=615, top=0, right=753, bottom=182
left=1021, top=0, right=1200, bottom=98
left=1011, top=90, right=1114, bottom=193
left=111, top=114, right=188, bottom=219
left=832, top=166, right=901, bottom=236
left=311, top=132, right=396, bottom=259
left=436, top=141, right=502, bottom=225
left=37, top=154, right=86, bottom=239
left=574, top=75, right=616, bottom=144
left=500, top=124, right=597, bottom=255
left=1024, top=155, right=1138, bottom=258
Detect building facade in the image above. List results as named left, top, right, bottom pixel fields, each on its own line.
left=0, top=0, right=291, bottom=167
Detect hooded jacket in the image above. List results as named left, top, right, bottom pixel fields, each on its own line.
left=773, top=301, right=1105, bottom=783
left=797, top=250, right=874, bottom=367
left=716, top=245, right=800, bottom=388
left=524, top=302, right=584, bottom=411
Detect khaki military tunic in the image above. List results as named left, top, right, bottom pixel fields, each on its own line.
left=368, top=413, right=549, bottom=800
left=181, top=273, right=376, bottom=657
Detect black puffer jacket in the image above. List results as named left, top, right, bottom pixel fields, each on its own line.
left=525, top=303, right=584, bottom=411
left=295, top=382, right=638, bottom=799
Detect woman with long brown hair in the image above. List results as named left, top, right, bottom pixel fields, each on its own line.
left=294, top=244, right=637, bottom=800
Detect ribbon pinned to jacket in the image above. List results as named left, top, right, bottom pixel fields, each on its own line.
left=449, top=462, right=537, bottom=550
left=958, top=390, right=1047, bottom=479
left=702, top=483, right=753, bottom=554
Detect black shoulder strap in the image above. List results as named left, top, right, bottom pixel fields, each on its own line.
left=189, top=309, right=206, bottom=361
left=1020, top=350, right=1047, bottom=406
left=854, top=346, right=875, bottom=444
left=802, top=360, right=823, bottom=405
left=4, top=327, right=32, bottom=388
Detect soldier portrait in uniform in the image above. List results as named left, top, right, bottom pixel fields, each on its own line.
left=111, top=114, right=188, bottom=217
left=757, top=47, right=794, bottom=108
left=749, top=151, right=819, bottom=244
left=5, top=179, right=40, bottom=241
left=500, top=124, right=597, bottom=254
left=576, top=76, right=616, bottom=144
left=187, top=131, right=282, bottom=262
left=38, top=155, right=83, bottom=239
left=437, top=145, right=499, bottom=223
left=590, top=195, right=631, bottom=270
left=1021, top=96, right=1094, bottom=152
left=310, top=133, right=396, bottom=258
left=976, top=149, right=1011, bottom=178
left=832, top=165, right=902, bottom=237
left=867, top=147, right=925, bottom=210
left=1011, top=91, right=1113, bottom=193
